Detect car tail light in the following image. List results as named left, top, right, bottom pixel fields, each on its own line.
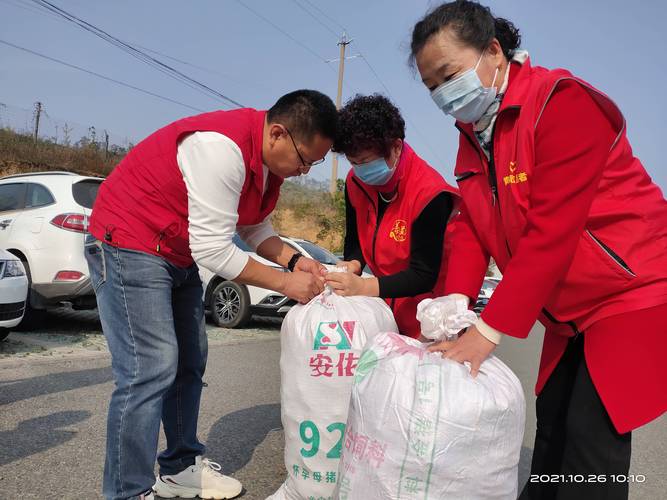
left=54, top=270, right=84, bottom=281
left=50, top=213, right=88, bottom=233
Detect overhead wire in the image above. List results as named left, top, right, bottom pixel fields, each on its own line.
left=236, top=0, right=360, bottom=95
left=300, top=0, right=348, bottom=34
left=289, top=0, right=340, bottom=39
left=235, top=0, right=329, bottom=63
left=3, top=0, right=266, bottom=95
left=0, top=39, right=208, bottom=113
left=27, top=0, right=244, bottom=107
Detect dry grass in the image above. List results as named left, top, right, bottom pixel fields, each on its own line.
left=0, top=128, right=121, bottom=178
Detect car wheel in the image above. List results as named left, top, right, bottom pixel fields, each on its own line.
left=0, top=328, right=9, bottom=342
left=16, top=259, right=46, bottom=331
left=209, top=281, right=252, bottom=329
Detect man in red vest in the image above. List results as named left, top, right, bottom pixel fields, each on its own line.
left=86, top=90, right=337, bottom=500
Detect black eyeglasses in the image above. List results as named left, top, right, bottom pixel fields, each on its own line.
left=284, top=127, right=326, bottom=168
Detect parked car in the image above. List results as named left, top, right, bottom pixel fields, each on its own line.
left=200, top=234, right=291, bottom=329
left=0, top=249, right=29, bottom=341
left=0, top=171, right=104, bottom=326
left=474, top=277, right=500, bottom=313
left=201, top=235, right=351, bottom=328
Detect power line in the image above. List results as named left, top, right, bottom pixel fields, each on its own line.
left=0, top=39, right=207, bottom=113
left=235, top=0, right=328, bottom=63
left=2, top=0, right=265, bottom=95
left=133, top=44, right=275, bottom=94
left=300, top=0, right=348, bottom=33
left=289, top=0, right=339, bottom=38
left=235, top=0, right=359, bottom=95
left=27, top=0, right=244, bottom=107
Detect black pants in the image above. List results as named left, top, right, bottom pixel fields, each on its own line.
left=519, top=335, right=632, bottom=500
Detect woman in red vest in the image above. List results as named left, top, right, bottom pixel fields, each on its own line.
left=325, top=94, right=459, bottom=338
left=410, top=2, right=667, bottom=499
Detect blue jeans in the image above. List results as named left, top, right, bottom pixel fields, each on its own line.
left=86, top=240, right=208, bottom=500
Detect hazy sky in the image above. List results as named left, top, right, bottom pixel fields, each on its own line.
left=1, top=0, right=665, bottom=190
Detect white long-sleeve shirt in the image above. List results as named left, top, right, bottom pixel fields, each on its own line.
left=176, top=131, right=277, bottom=279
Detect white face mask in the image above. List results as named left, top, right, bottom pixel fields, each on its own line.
left=430, top=52, right=499, bottom=124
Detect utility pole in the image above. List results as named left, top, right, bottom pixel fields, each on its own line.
left=330, top=33, right=351, bottom=194
left=33, top=101, right=42, bottom=141
left=104, top=130, right=110, bottom=158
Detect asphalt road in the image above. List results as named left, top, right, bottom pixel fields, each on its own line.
left=0, top=311, right=664, bottom=499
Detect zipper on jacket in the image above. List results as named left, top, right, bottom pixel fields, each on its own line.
left=456, top=171, right=478, bottom=182
left=455, top=106, right=519, bottom=209
left=541, top=307, right=581, bottom=339
left=455, top=124, right=498, bottom=208
left=156, top=231, right=164, bottom=253
left=351, top=177, right=383, bottom=263
left=488, top=127, right=499, bottom=206
left=586, top=230, right=636, bottom=277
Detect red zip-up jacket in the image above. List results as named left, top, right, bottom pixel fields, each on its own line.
left=444, top=57, right=667, bottom=432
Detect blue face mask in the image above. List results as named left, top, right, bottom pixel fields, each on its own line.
left=353, top=157, right=395, bottom=186
left=430, top=52, right=499, bottom=124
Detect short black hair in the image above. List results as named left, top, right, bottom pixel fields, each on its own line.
left=332, top=94, right=405, bottom=158
left=267, top=89, right=337, bottom=142
left=410, top=0, right=521, bottom=67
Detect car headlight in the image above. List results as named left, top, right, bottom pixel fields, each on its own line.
left=1, top=260, right=26, bottom=278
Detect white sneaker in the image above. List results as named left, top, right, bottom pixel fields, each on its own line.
left=153, top=456, right=243, bottom=499
left=139, top=490, right=154, bottom=500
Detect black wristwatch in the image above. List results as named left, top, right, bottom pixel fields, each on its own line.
left=287, top=252, right=303, bottom=272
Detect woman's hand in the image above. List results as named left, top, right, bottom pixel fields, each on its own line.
left=427, top=325, right=497, bottom=377
left=335, top=259, right=362, bottom=275
left=325, top=272, right=376, bottom=297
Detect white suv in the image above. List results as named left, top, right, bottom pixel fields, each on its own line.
left=0, top=171, right=104, bottom=326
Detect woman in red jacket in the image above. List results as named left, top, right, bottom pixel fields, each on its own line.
left=410, top=2, right=667, bottom=499
left=325, top=94, right=459, bottom=338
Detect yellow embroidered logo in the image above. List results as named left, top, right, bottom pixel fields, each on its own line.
left=389, top=219, right=408, bottom=242
left=504, top=161, right=528, bottom=185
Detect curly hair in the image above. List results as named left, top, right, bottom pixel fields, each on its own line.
left=332, top=94, right=405, bottom=158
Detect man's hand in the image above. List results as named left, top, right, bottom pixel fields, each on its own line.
left=280, top=270, right=324, bottom=304
left=426, top=325, right=496, bottom=377
left=294, top=256, right=327, bottom=279
left=325, top=272, right=375, bottom=297
left=336, top=259, right=362, bottom=275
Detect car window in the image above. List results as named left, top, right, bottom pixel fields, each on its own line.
left=72, top=179, right=103, bottom=209
left=232, top=233, right=252, bottom=252
left=296, top=240, right=338, bottom=265
left=0, top=183, right=26, bottom=212
left=483, top=279, right=498, bottom=288
left=26, top=183, right=55, bottom=208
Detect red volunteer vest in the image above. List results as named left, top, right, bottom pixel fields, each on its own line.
left=452, top=58, right=667, bottom=430
left=89, top=109, right=283, bottom=268
left=346, top=143, right=460, bottom=338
